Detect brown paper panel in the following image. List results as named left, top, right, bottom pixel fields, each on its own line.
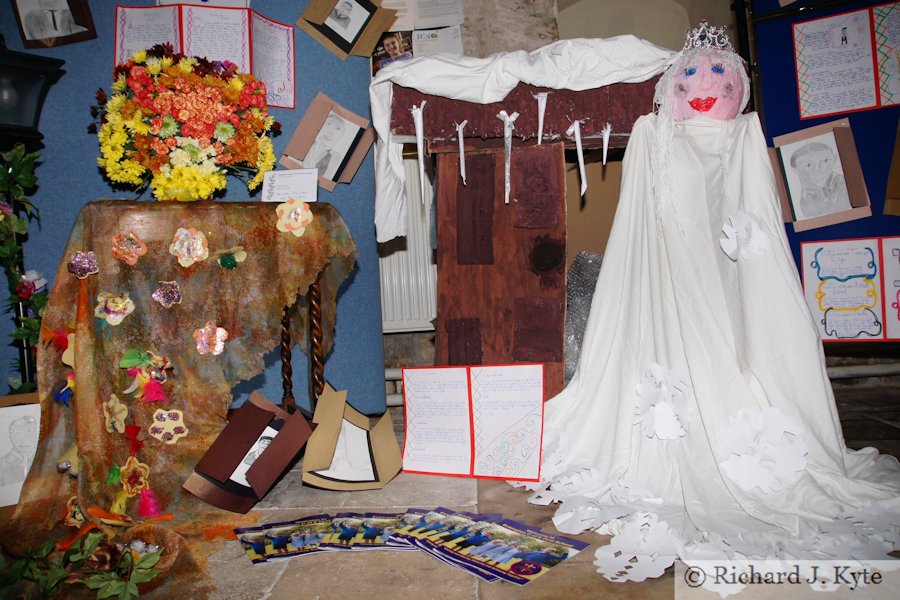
left=456, top=153, right=495, bottom=264
left=513, top=145, right=562, bottom=228
left=445, top=318, right=483, bottom=365
left=513, top=297, right=564, bottom=362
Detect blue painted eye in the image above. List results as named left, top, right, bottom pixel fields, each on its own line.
left=684, top=67, right=697, bottom=76
left=712, top=64, right=725, bottom=74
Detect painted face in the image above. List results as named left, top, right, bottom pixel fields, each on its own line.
left=671, top=54, right=745, bottom=121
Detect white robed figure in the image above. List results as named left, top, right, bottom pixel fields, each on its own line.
left=525, top=21, right=900, bottom=583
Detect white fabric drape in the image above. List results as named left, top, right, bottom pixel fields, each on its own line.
left=530, top=112, right=900, bottom=569
left=368, top=36, right=677, bottom=242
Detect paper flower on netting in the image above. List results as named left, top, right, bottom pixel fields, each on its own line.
left=716, top=407, right=808, bottom=493
left=720, top=210, right=769, bottom=262
left=148, top=409, right=189, bottom=445
left=634, top=362, right=691, bottom=439
left=194, top=320, right=228, bottom=355
left=120, top=456, right=150, bottom=497
left=111, top=231, right=148, bottom=265
left=169, top=227, right=208, bottom=267
left=103, top=393, right=128, bottom=434
left=94, top=292, right=135, bottom=326
left=276, top=198, right=314, bottom=237
left=594, top=512, right=677, bottom=582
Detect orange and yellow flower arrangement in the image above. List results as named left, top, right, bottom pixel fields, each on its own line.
left=91, top=43, right=279, bottom=201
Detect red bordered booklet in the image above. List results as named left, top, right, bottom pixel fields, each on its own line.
left=113, top=4, right=295, bottom=108
left=401, top=364, right=544, bottom=482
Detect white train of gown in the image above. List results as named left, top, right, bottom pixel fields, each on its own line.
left=526, top=111, right=900, bottom=578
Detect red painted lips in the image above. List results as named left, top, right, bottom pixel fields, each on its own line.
left=689, top=97, right=717, bottom=112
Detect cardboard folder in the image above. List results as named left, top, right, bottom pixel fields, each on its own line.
left=301, top=383, right=401, bottom=491
left=183, top=392, right=313, bottom=514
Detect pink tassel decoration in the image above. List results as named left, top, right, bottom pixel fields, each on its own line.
left=141, top=379, right=168, bottom=403
left=137, top=488, right=162, bottom=518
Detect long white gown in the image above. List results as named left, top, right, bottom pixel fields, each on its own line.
left=528, top=110, right=900, bottom=578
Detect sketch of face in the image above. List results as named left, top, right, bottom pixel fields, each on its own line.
left=791, top=143, right=838, bottom=190
left=383, top=36, right=402, bottom=57
left=319, top=114, right=345, bottom=144
left=334, top=1, right=353, bottom=20
left=671, top=53, right=745, bottom=121
left=9, top=417, right=37, bottom=454
left=257, top=436, right=272, bottom=451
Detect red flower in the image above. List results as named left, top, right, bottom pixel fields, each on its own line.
left=15, top=281, right=35, bottom=300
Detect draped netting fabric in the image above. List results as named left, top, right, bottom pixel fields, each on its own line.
left=2, top=201, right=356, bottom=596
left=522, top=113, right=900, bottom=580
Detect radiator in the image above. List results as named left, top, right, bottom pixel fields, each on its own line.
left=379, top=158, right=437, bottom=332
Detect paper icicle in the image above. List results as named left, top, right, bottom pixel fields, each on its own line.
left=601, top=122, right=612, bottom=166
left=497, top=110, right=519, bottom=204
left=456, top=120, right=468, bottom=185
left=533, top=92, right=549, bottom=145
left=566, top=119, right=588, bottom=196
left=411, top=102, right=427, bottom=204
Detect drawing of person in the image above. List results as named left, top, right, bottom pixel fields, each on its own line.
left=19, top=0, right=85, bottom=40
left=242, top=435, right=273, bottom=466
left=328, top=1, right=353, bottom=31
left=304, top=112, right=348, bottom=180
left=0, top=415, right=37, bottom=486
left=789, top=141, right=852, bottom=219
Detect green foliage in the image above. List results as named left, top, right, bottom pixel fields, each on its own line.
left=0, top=143, right=47, bottom=394
left=0, top=531, right=162, bottom=600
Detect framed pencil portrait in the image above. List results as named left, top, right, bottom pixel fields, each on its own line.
left=11, top=0, right=97, bottom=48
left=771, top=118, right=872, bottom=232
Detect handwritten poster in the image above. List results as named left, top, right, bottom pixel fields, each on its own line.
left=801, top=236, right=900, bottom=341
left=793, top=8, right=877, bottom=119
left=401, top=364, right=544, bottom=481
left=875, top=3, right=900, bottom=107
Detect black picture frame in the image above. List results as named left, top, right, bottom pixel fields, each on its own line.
left=11, top=0, right=96, bottom=49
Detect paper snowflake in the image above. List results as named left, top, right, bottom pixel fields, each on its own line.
left=720, top=210, right=769, bottom=262
left=594, top=512, right=677, bottom=582
left=717, top=407, right=808, bottom=493
left=634, top=362, right=691, bottom=440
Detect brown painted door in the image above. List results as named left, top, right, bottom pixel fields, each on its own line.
left=435, top=142, right=567, bottom=399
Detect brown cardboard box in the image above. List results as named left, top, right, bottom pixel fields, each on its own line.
left=0, top=392, right=40, bottom=528
left=183, top=392, right=313, bottom=514
left=297, top=0, right=397, bottom=60
left=301, top=383, right=401, bottom=491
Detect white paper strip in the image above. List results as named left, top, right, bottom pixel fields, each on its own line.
left=456, top=119, right=468, bottom=185
left=411, top=101, right=427, bottom=203
left=533, top=92, right=549, bottom=145
left=601, top=121, right=612, bottom=166
left=566, top=119, right=587, bottom=196
left=497, top=110, right=519, bottom=204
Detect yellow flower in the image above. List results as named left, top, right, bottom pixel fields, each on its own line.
left=132, top=50, right=147, bottom=64
left=112, top=75, right=127, bottom=93
left=276, top=198, right=314, bottom=237
left=229, top=77, right=245, bottom=92
left=146, top=59, right=162, bottom=75
left=177, top=56, right=198, bottom=73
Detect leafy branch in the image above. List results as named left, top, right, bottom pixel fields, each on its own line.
left=0, top=143, right=48, bottom=393
left=0, top=531, right=162, bottom=600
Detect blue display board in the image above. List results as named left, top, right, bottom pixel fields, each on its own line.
left=753, top=0, right=900, bottom=268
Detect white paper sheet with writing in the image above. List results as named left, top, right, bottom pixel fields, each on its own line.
left=262, top=169, right=318, bottom=203
left=114, top=5, right=295, bottom=108
left=401, top=364, right=544, bottom=481
left=793, top=8, right=877, bottom=118
left=800, top=236, right=900, bottom=341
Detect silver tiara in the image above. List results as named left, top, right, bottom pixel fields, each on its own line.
left=683, top=20, right=733, bottom=52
